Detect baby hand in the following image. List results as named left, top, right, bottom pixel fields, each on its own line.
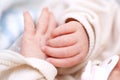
left=42, top=21, right=89, bottom=67
left=21, top=8, right=57, bottom=59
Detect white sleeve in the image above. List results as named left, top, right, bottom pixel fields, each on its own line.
left=0, top=50, right=57, bottom=80
left=60, top=0, right=119, bottom=58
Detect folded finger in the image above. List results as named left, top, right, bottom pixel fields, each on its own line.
left=46, top=51, right=87, bottom=68
left=42, top=43, right=81, bottom=58
left=47, top=32, right=77, bottom=47
left=52, top=22, right=79, bottom=37
left=51, top=23, right=78, bottom=37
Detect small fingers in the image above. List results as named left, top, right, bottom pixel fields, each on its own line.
left=47, top=32, right=77, bottom=47
left=37, top=8, right=50, bottom=35
left=23, top=11, right=35, bottom=35
left=46, top=52, right=87, bottom=68
left=45, top=12, right=57, bottom=39
left=42, top=43, right=81, bottom=58
left=51, top=21, right=79, bottom=37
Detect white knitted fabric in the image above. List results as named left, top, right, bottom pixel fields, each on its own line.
left=0, top=50, right=57, bottom=80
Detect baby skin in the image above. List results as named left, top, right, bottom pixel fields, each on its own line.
left=21, top=8, right=89, bottom=68
left=21, top=8, right=120, bottom=79
left=109, top=58, right=120, bottom=80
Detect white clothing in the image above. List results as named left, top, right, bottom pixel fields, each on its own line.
left=81, top=55, right=119, bottom=80
left=0, top=50, right=57, bottom=80
left=1, top=0, right=120, bottom=80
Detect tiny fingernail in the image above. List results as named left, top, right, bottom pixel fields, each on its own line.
left=43, top=7, right=48, bottom=11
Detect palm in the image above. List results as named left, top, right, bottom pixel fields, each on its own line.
left=21, top=8, right=57, bottom=59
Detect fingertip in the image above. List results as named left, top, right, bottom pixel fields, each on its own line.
left=46, top=58, right=55, bottom=66
left=41, top=7, right=49, bottom=14
left=23, top=11, right=28, bottom=15
left=41, top=46, right=46, bottom=52
left=41, top=46, right=50, bottom=55
left=51, top=25, right=66, bottom=37
left=46, top=58, right=52, bottom=62
left=46, top=39, right=52, bottom=46
left=46, top=40, right=55, bottom=47
left=49, top=11, right=54, bottom=17
left=51, top=30, right=57, bottom=37
left=39, top=7, right=49, bottom=19
left=43, top=7, right=49, bottom=11
left=23, top=11, right=32, bottom=23
left=23, top=11, right=30, bottom=18
left=22, top=11, right=36, bottom=37
left=46, top=58, right=70, bottom=68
